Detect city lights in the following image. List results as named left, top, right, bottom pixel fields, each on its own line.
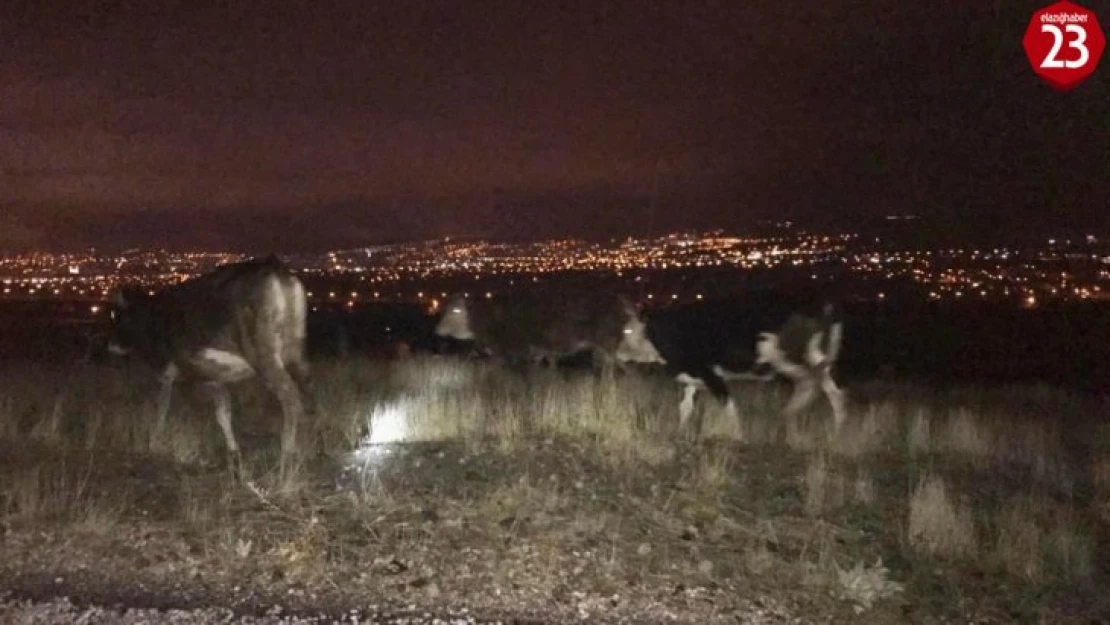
left=0, top=231, right=1106, bottom=309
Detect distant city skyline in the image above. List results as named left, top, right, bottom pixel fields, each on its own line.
left=2, top=1, right=1107, bottom=251
left=4, top=230, right=1108, bottom=314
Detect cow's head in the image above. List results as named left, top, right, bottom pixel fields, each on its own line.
left=615, top=298, right=665, bottom=364
left=434, top=296, right=475, bottom=340
left=106, top=287, right=153, bottom=356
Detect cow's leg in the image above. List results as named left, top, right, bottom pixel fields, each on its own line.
left=286, top=356, right=314, bottom=416
left=284, top=355, right=322, bottom=455
left=759, top=330, right=810, bottom=417
left=594, top=348, right=628, bottom=374
left=819, top=366, right=847, bottom=429
left=257, top=358, right=305, bottom=459
left=783, top=371, right=818, bottom=417
left=155, top=363, right=178, bottom=432
left=704, top=377, right=737, bottom=419
left=204, top=382, right=242, bottom=477
left=678, top=384, right=697, bottom=429
left=675, top=373, right=707, bottom=431
left=503, top=351, right=530, bottom=371
left=702, top=369, right=739, bottom=429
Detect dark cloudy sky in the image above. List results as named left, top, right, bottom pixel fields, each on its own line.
left=1, top=1, right=1107, bottom=251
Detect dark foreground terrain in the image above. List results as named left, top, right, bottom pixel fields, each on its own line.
left=1, top=353, right=1108, bottom=624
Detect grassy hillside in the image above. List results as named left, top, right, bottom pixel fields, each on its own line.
left=1, top=356, right=1107, bottom=623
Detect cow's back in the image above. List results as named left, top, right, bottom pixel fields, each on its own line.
left=535, top=289, right=628, bottom=353
left=467, top=289, right=628, bottom=360
left=156, top=257, right=307, bottom=369
left=645, top=291, right=841, bottom=372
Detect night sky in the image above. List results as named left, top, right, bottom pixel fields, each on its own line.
left=2, top=1, right=1107, bottom=252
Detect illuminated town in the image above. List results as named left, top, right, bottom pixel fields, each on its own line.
left=2, top=230, right=1109, bottom=316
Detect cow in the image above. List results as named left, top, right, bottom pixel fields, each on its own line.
left=616, top=292, right=847, bottom=432
left=434, top=289, right=641, bottom=370
left=106, top=256, right=311, bottom=474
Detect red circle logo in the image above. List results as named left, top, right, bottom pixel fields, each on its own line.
left=1023, top=1, right=1105, bottom=91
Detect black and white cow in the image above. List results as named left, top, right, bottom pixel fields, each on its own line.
left=434, top=289, right=641, bottom=370
left=616, top=292, right=847, bottom=430
left=107, top=256, right=311, bottom=472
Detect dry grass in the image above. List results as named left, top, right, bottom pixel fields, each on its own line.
left=0, top=357, right=1079, bottom=486
left=804, top=454, right=846, bottom=517
left=907, top=474, right=977, bottom=559
left=852, top=468, right=876, bottom=505
left=991, top=498, right=1044, bottom=581
left=906, top=408, right=931, bottom=455
left=0, top=357, right=1105, bottom=621
left=989, top=496, right=1096, bottom=584
left=941, top=408, right=995, bottom=461
left=828, top=402, right=899, bottom=458
left=1, top=460, right=124, bottom=534
left=691, top=446, right=734, bottom=494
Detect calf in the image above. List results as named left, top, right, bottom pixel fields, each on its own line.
left=107, top=256, right=311, bottom=472
left=434, top=289, right=640, bottom=370
left=617, top=292, right=846, bottom=431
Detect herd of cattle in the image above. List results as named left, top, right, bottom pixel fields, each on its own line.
left=105, top=256, right=847, bottom=470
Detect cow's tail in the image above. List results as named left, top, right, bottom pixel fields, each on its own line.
left=820, top=301, right=843, bottom=365
left=287, top=276, right=309, bottom=345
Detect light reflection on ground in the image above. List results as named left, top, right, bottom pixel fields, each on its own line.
left=347, top=398, right=413, bottom=472
left=366, top=399, right=411, bottom=445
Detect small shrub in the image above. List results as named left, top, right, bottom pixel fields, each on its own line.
left=804, top=454, right=845, bottom=517
left=991, top=500, right=1043, bottom=581
left=907, top=474, right=977, bottom=559
left=941, top=408, right=993, bottom=461
left=835, top=558, right=904, bottom=614
left=906, top=408, right=931, bottom=455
